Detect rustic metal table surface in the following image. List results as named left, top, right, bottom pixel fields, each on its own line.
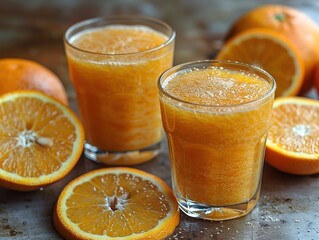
left=0, top=0, right=319, bottom=239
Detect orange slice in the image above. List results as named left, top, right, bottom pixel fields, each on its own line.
left=53, top=167, right=180, bottom=240
left=216, top=28, right=305, bottom=97
left=0, top=90, right=84, bottom=191
left=265, top=97, right=319, bottom=175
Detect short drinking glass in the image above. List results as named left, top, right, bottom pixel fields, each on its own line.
left=158, top=60, right=276, bottom=220
left=64, top=16, right=175, bottom=165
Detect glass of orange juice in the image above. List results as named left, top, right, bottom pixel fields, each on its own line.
left=64, top=16, right=175, bottom=165
left=158, top=60, right=276, bottom=220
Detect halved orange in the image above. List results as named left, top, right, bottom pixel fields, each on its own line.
left=53, top=167, right=180, bottom=240
left=0, top=90, right=84, bottom=191
left=224, top=4, right=319, bottom=94
left=216, top=28, right=305, bottom=97
left=265, top=97, right=319, bottom=175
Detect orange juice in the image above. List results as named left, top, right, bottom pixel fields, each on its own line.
left=65, top=17, right=175, bottom=164
left=159, top=61, right=275, bottom=220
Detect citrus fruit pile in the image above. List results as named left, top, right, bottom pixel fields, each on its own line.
left=0, top=59, right=80, bottom=191
left=216, top=4, right=319, bottom=175
left=216, top=4, right=319, bottom=97
left=0, top=58, right=180, bottom=239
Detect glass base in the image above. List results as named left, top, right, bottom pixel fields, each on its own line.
left=177, top=190, right=260, bottom=221
left=84, top=142, right=162, bottom=166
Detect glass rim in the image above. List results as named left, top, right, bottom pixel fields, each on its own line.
left=64, top=15, right=176, bottom=56
left=158, top=59, right=276, bottom=110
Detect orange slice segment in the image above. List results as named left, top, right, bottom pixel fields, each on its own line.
left=53, top=167, right=180, bottom=240
left=0, top=90, right=84, bottom=191
left=265, top=97, right=319, bottom=175
left=216, top=28, right=305, bottom=97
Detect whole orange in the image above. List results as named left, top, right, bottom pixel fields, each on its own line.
left=0, top=58, right=68, bottom=104
left=225, top=4, right=319, bottom=94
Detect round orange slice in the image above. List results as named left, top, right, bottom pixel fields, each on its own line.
left=53, top=167, right=180, bottom=240
left=265, top=97, right=319, bottom=175
left=0, top=90, right=84, bottom=191
left=216, top=28, right=305, bottom=97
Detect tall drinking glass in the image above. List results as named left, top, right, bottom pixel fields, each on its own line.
left=64, top=16, right=175, bottom=165
left=158, top=60, right=276, bottom=220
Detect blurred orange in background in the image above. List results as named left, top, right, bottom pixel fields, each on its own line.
left=225, top=4, right=319, bottom=95
left=0, top=58, right=68, bottom=104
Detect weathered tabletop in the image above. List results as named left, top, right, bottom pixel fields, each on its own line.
left=0, top=0, right=319, bottom=239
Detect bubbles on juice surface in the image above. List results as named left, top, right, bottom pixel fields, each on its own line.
left=163, top=67, right=271, bottom=106
left=70, top=25, right=168, bottom=54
